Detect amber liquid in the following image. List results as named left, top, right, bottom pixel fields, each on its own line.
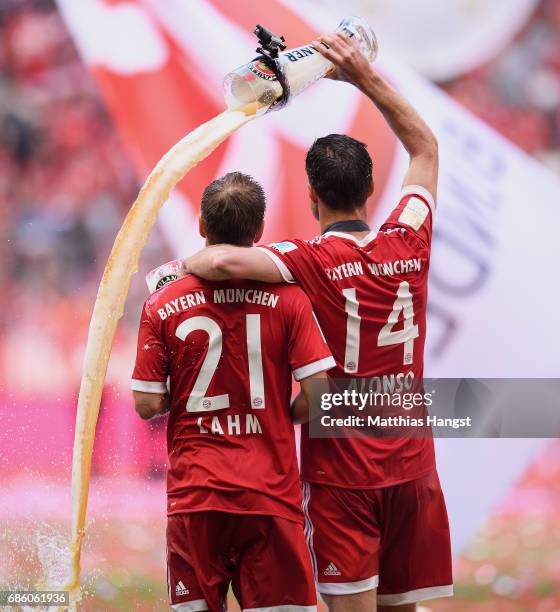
left=65, top=106, right=260, bottom=600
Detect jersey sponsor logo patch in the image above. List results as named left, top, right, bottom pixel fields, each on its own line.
left=398, top=196, right=429, bottom=231
left=268, top=241, right=298, bottom=254
left=175, top=581, right=189, bottom=596
left=324, top=562, right=342, bottom=576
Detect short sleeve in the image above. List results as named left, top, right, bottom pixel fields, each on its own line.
left=285, top=288, right=335, bottom=381
left=131, top=303, right=169, bottom=393
left=381, top=185, right=435, bottom=246
left=257, top=240, right=325, bottom=301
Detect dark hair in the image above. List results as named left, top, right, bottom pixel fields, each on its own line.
left=201, top=172, right=266, bottom=245
left=305, top=134, right=373, bottom=211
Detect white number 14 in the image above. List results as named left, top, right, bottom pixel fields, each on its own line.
left=343, top=282, right=419, bottom=373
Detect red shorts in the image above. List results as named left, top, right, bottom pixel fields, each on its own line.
left=302, top=470, right=453, bottom=606
left=167, top=511, right=317, bottom=611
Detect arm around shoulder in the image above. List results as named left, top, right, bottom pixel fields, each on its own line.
left=183, top=245, right=284, bottom=283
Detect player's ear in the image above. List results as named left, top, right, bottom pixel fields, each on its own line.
left=199, top=217, right=207, bottom=239
left=309, top=184, right=319, bottom=221
left=308, top=184, right=318, bottom=204
left=254, top=223, right=264, bottom=244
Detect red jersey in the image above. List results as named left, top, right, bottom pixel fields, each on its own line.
left=132, top=276, right=334, bottom=524
left=259, top=185, right=437, bottom=488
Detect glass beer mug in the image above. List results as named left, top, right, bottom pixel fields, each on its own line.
left=224, top=16, right=378, bottom=115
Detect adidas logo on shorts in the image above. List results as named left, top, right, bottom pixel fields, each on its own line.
left=324, top=562, right=342, bottom=576
left=175, top=581, right=189, bottom=596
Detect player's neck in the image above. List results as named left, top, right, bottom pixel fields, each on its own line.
left=205, top=239, right=254, bottom=247
left=318, top=204, right=369, bottom=236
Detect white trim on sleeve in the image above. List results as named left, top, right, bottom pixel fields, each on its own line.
left=256, top=247, right=295, bottom=283
left=317, top=575, right=379, bottom=595
left=401, top=184, right=436, bottom=212
left=171, top=600, right=209, bottom=612
left=293, top=356, right=336, bottom=381
left=131, top=379, right=167, bottom=393
left=244, top=606, right=316, bottom=612
left=376, top=584, right=454, bottom=606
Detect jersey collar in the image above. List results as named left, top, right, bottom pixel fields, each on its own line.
left=321, top=230, right=377, bottom=247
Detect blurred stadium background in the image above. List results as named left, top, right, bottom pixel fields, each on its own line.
left=0, top=0, right=559, bottom=610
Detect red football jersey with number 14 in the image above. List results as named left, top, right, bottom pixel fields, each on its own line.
left=259, top=185, right=437, bottom=488
left=132, top=277, right=334, bottom=523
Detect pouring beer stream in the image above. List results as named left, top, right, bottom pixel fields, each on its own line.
left=64, top=16, right=377, bottom=602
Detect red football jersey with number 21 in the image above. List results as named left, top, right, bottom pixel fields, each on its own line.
left=132, top=277, right=334, bottom=523
left=259, top=185, right=437, bottom=489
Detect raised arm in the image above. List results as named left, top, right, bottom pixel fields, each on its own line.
left=183, top=244, right=284, bottom=283
left=314, top=33, right=438, bottom=199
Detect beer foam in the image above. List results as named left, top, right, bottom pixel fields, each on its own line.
left=66, top=106, right=259, bottom=593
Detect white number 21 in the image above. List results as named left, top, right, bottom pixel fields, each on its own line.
left=175, top=315, right=264, bottom=412
left=343, top=282, right=419, bottom=373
